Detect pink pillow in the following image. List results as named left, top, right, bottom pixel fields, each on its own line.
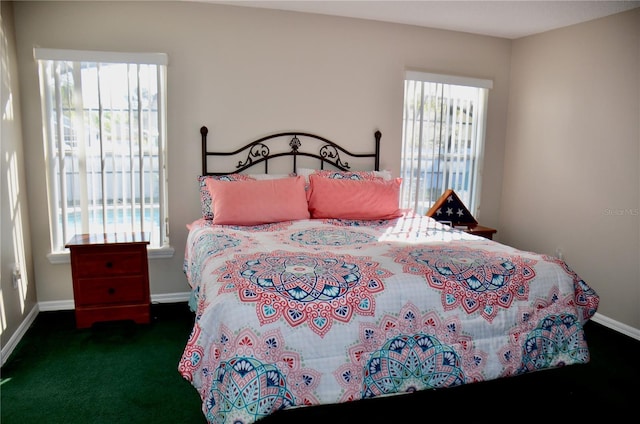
left=206, top=176, right=310, bottom=225
left=307, top=174, right=402, bottom=220
left=198, top=174, right=254, bottom=220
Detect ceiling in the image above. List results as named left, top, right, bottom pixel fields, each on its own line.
left=203, top=0, right=640, bottom=39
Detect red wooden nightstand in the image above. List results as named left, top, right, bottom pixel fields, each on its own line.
left=463, top=224, right=497, bottom=240
left=65, top=233, right=151, bottom=328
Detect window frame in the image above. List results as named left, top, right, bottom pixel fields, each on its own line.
left=400, top=70, right=492, bottom=218
left=35, top=48, right=173, bottom=262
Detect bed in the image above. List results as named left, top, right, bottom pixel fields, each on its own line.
left=179, top=127, right=599, bottom=424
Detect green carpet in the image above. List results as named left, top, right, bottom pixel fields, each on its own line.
left=2, top=303, right=639, bottom=423
left=1, top=303, right=205, bottom=424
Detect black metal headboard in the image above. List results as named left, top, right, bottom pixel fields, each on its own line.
left=200, top=126, right=381, bottom=176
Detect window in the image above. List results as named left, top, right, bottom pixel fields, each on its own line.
left=400, top=71, right=492, bottom=217
left=35, top=49, right=171, bottom=260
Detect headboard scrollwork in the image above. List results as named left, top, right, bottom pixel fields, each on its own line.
left=200, top=126, right=381, bottom=176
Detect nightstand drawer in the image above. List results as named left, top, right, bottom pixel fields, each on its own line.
left=75, top=276, right=147, bottom=306
left=73, top=250, right=146, bottom=277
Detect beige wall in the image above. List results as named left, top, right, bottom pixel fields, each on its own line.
left=1, top=1, right=37, bottom=355
left=502, top=9, right=640, bottom=331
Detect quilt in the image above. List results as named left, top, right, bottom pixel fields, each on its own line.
left=178, top=211, right=599, bottom=424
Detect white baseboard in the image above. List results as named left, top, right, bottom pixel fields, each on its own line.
left=150, top=292, right=191, bottom=304
left=591, top=312, right=640, bottom=341
left=38, top=299, right=74, bottom=311
left=1, top=304, right=40, bottom=367
left=37, top=292, right=192, bottom=312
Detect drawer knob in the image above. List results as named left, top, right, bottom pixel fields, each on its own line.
left=108, top=288, right=116, bottom=295
left=105, top=261, right=113, bottom=268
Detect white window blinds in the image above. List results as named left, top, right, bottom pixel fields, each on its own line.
left=35, top=48, right=169, bottom=256
left=400, top=71, right=492, bottom=217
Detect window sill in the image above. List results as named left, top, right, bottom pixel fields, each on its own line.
left=47, top=245, right=175, bottom=264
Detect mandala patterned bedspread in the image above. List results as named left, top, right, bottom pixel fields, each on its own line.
left=178, top=212, right=599, bottom=424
